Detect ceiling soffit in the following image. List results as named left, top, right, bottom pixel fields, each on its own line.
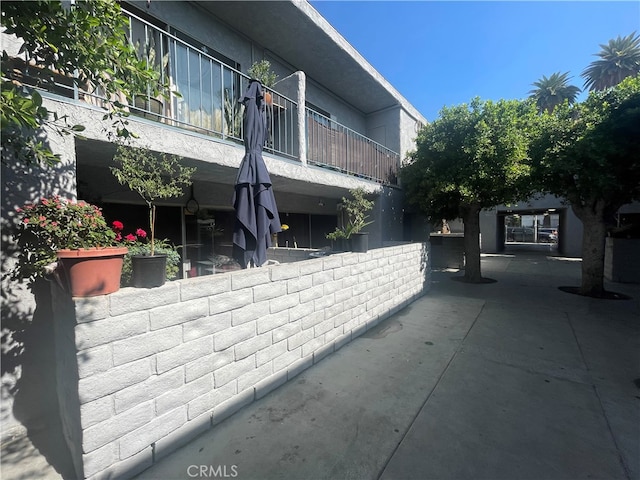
left=197, top=1, right=403, bottom=115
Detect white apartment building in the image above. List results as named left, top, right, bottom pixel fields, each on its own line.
left=1, top=0, right=428, bottom=455
left=3, top=0, right=427, bottom=275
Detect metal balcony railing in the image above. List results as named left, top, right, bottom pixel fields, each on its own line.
left=306, top=109, right=400, bottom=185
left=4, top=8, right=400, bottom=184
left=121, top=10, right=298, bottom=160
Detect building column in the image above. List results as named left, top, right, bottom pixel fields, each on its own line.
left=295, top=71, right=307, bottom=165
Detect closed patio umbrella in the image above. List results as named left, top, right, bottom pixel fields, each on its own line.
left=232, top=80, right=281, bottom=268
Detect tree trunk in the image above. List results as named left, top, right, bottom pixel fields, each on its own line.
left=462, top=205, right=483, bottom=282
left=149, top=203, right=156, bottom=256
left=572, top=201, right=607, bottom=297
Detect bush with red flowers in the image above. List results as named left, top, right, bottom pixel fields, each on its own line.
left=110, top=220, right=180, bottom=286
left=14, top=196, right=117, bottom=280
left=112, top=220, right=148, bottom=246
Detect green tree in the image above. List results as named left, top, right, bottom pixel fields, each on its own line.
left=1, top=0, right=159, bottom=166
left=582, top=32, right=640, bottom=91
left=529, top=72, right=581, bottom=114
left=111, top=144, right=195, bottom=256
left=402, top=98, right=539, bottom=283
left=531, top=76, right=640, bottom=297
left=326, top=188, right=374, bottom=241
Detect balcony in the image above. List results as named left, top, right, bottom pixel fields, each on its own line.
left=4, top=9, right=400, bottom=185
left=306, top=109, right=399, bottom=185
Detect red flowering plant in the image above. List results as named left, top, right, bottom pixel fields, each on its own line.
left=111, top=220, right=148, bottom=245
left=110, top=220, right=180, bottom=285
left=14, top=196, right=118, bottom=280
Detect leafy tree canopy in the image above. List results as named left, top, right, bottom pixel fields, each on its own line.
left=402, top=97, right=539, bottom=282
left=111, top=144, right=195, bottom=255
left=402, top=97, right=539, bottom=222
left=1, top=0, right=159, bottom=166
left=531, top=75, right=640, bottom=296
left=531, top=75, right=640, bottom=217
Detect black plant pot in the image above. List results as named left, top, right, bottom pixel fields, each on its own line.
left=330, top=238, right=349, bottom=252
left=351, top=233, right=369, bottom=253
left=131, top=254, right=167, bottom=288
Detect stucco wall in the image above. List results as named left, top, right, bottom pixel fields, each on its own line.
left=305, top=81, right=367, bottom=133
left=365, top=107, right=399, bottom=153
left=131, top=1, right=252, bottom=72
left=398, top=107, right=422, bottom=159
left=365, top=106, right=421, bottom=160
left=52, top=243, right=429, bottom=479
left=1, top=103, right=79, bottom=441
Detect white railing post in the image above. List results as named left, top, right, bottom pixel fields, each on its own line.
left=296, top=71, right=307, bottom=165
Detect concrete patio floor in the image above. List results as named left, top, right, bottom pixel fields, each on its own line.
left=2, top=251, right=639, bottom=479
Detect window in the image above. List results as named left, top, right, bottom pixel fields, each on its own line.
left=169, top=29, right=239, bottom=71
left=121, top=5, right=243, bottom=136
left=306, top=102, right=331, bottom=119
left=168, top=29, right=241, bottom=135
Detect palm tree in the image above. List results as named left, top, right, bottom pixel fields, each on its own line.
left=529, top=72, right=581, bottom=113
left=582, top=32, right=640, bottom=91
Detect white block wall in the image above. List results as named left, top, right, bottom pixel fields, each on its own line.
left=52, top=243, right=429, bottom=479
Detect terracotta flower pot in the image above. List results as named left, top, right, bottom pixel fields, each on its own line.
left=57, top=247, right=128, bottom=297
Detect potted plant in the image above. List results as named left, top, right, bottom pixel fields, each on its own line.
left=14, top=196, right=127, bottom=297
left=111, top=144, right=195, bottom=287
left=247, top=59, right=278, bottom=104
left=111, top=221, right=181, bottom=286
left=326, top=188, right=374, bottom=252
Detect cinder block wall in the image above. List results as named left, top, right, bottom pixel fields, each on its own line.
left=52, top=243, right=429, bottom=479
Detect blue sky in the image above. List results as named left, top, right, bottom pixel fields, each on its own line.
left=310, top=1, right=640, bottom=121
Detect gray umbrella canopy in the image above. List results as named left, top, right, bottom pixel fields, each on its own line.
left=232, top=80, right=282, bottom=268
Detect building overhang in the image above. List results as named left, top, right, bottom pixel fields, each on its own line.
left=66, top=96, right=382, bottom=210
left=76, top=136, right=381, bottom=203
left=195, top=0, right=425, bottom=121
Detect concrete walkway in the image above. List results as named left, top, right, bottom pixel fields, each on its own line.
left=136, top=252, right=639, bottom=480
left=2, top=252, right=639, bottom=479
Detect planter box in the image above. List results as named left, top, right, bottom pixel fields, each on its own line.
left=429, top=233, right=465, bottom=269
left=605, top=237, right=640, bottom=283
